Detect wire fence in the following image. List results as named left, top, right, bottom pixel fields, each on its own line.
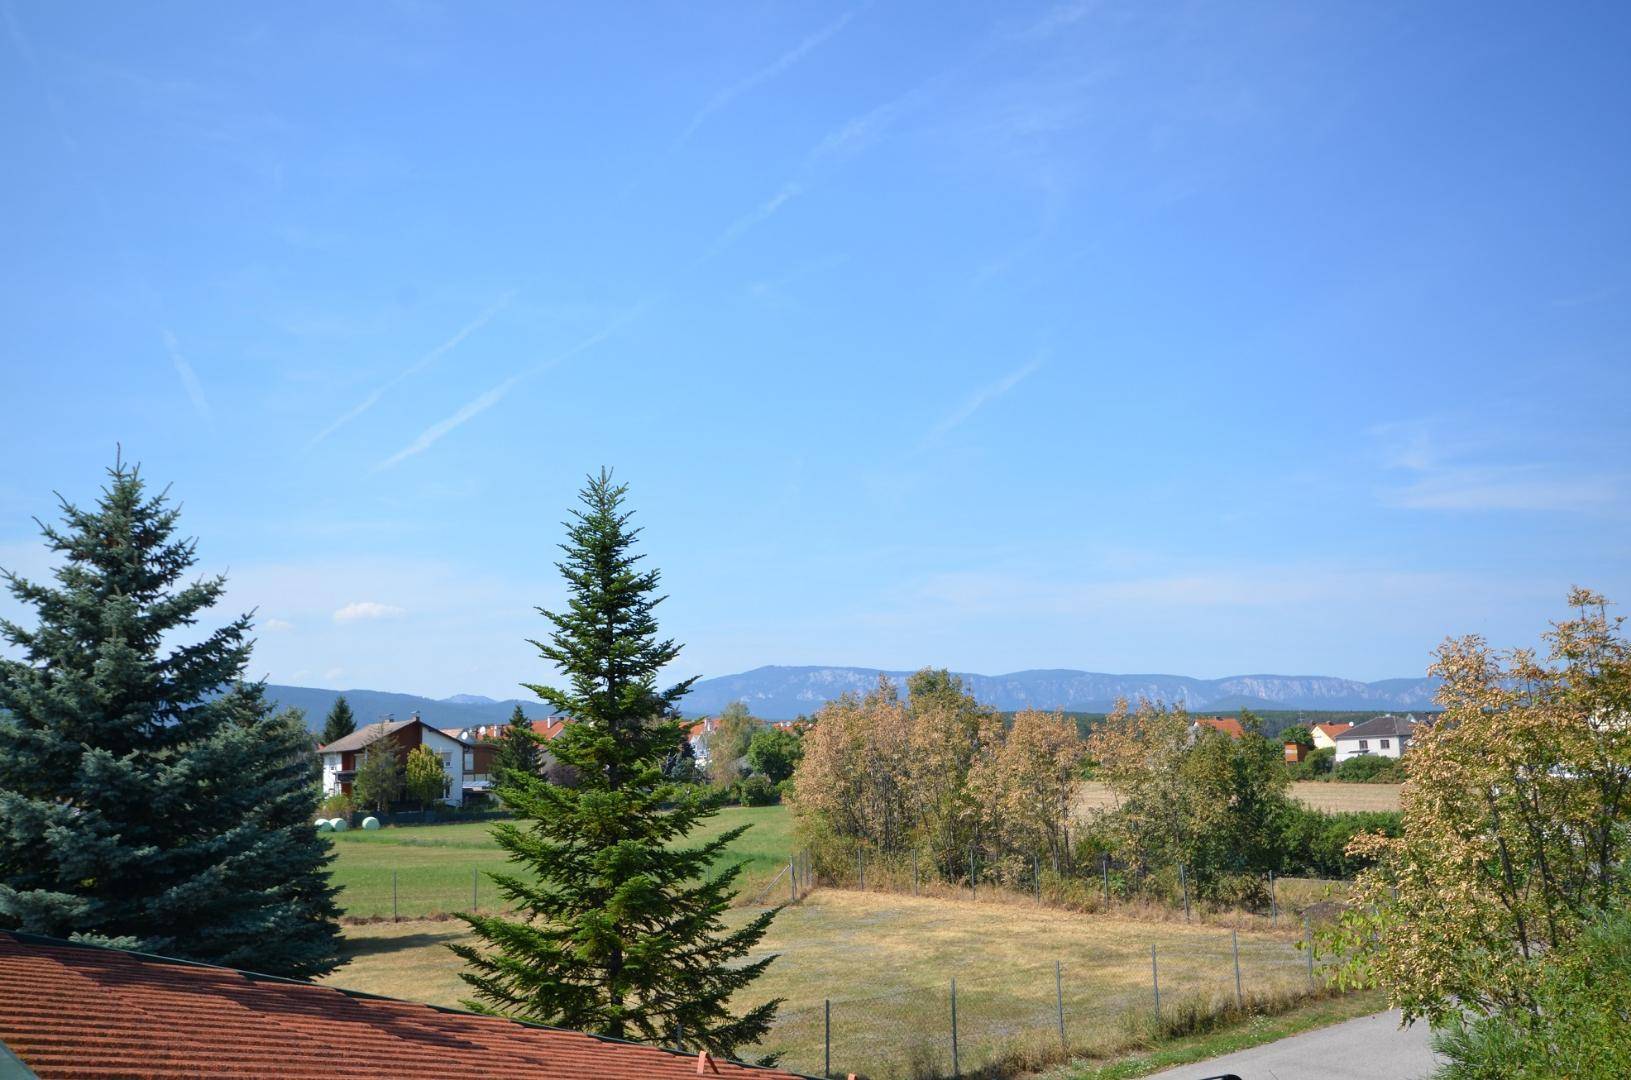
left=740, top=926, right=1327, bottom=1079
left=334, top=848, right=1337, bottom=1079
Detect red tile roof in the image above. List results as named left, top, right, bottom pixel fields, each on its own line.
left=1192, top=715, right=1246, bottom=739
left=1313, top=721, right=1353, bottom=741
left=0, top=933, right=805, bottom=1080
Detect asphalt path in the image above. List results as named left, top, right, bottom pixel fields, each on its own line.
left=1141, top=1009, right=1441, bottom=1080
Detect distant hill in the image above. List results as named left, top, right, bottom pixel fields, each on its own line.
left=266, top=665, right=1441, bottom=734
left=679, top=666, right=1441, bottom=719
left=265, top=685, right=556, bottom=735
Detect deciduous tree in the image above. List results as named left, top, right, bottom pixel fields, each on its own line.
left=1328, top=589, right=1631, bottom=1027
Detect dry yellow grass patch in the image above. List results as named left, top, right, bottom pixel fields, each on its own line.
left=1074, top=780, right=1401, bottom=815
left=324, top=889, right=1318, bottom=1078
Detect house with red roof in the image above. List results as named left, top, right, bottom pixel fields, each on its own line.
left=1310, top=721, right=1353, bottom=750
left=0, top=932, right=810, bottom=1080
left=1187, top=715, right=1246, bottom=741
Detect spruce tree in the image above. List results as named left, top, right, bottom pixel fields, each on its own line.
left=0, top=458, right=343, bottom=977
left=453, top=470, right=780, bottom=1058
left=321, top=695, right=356, bottom=746
left=494, top=703, right=541, bottom=782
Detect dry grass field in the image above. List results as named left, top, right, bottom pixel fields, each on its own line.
left=323, top=889, right=1320, bottom=1079
left=1075, top=780, right=1401, bottom=815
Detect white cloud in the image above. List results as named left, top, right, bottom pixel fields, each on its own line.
left=162, top=330, right=212, bottom=424
left=306, top=290, right=517, bottom=450
left=680, top=13, right=854, bottom=145
left=922, top=355, right=1045, bottom=445
left=1381, top=467, right=1619, bottom=512
left=333, top=601, right=405, bottom=623
left=261, top=617, right=295, bottom=632
left=1371, top=418, right=1622, bottom=513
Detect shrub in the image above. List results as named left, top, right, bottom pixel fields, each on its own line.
left=1334, top=754, right=1401, bottom=783
left=734, top=774, right=779, bottom=806
left=1431, top=910, right=1631, bottom=1079
left=1278, top=805, right=1402, bottom=879
left=318, top=791, right=355, bottom=818
left=1287, top=746, right=1336, bottom=779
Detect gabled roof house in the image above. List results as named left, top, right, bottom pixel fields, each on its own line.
left=1333, top=714, right=1422, bottom=763
left=317, top=714, right=476, bottom=806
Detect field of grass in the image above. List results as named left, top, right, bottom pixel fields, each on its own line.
left=324, top=889, right=1322, bottom=1079
left=1076, top=780, right=1401, bottom=815
left=326, top=805, right=794, bottom=918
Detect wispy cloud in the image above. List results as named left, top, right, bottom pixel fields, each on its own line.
left=1381, top=467, right=1618, bottom=513
left=333, top=601, right=405, bottom=623
left=306, top=289, right=517, bottom=450
left=261, top=618, right=295, bottom=632
left=679, top=12, right=855, bottom=145
left=161, top=330, right=212, bottom=424
left=1021, top=1, right=1098, bottom=40
left=1372, top=418, right=1621, bottom=513
left=693, top=182, right=804, bottom=267
left=922, top=355, right=1045, bottom=445
left=374, top=307, right=646, bottom=472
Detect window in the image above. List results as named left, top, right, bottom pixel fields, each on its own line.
left=1359, top=739, right=1369, bottom=750
left=1380, top=739, right=1390, bottom=750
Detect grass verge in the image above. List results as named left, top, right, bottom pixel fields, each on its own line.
left=1040, top=987, right=1391, bottom=1079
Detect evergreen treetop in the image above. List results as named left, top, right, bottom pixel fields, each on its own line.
left=321, top=695, right=356, bottom=747
left=452, top=470, right=781, bottom=1059
left=0, top=457, right=342, bottom=976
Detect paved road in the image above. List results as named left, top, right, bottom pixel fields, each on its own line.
left=1143, top=1009, right=1440, bottom=1080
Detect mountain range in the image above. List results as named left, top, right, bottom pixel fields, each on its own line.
left=268, top=665, right=1440, bottom=733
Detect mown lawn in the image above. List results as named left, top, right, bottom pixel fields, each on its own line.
left=323, top=889, right=1323, bottom=1079
left=326, top=804, right=795, bottom=918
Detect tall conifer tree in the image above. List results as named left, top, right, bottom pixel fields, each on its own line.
left=321, top=695, right=356, bottom=746
left=494, top=703, right=541, bottom=782
left=0, top=458, right=343, bottom=977
left=453, top=470, right=780, bottom=1058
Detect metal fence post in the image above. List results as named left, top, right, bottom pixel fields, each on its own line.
left=1034, top=854, right=1042, bottom=904
left=789, top=857, right=797, bottom=904
left=392, top=869, right=398, bottom=921
left=1180, top=864, right=1190, bottom=922
left=823, top=998, right=831, bottom=1079
left=857, top=851, right=864, bottom=891
left=950, top=977, right=960, bottom=1078
left=1151, top=944, right=1161, bottom=1021
left=472, top=866, right=478, bottom=911
left=1232, top=929, right=1243, bottom=1009
left=1270, top=871, right=1278, bottom=927
left=969, top=846, right=976, bottom=901
left=1055, top=959, right=1066, bottom=1051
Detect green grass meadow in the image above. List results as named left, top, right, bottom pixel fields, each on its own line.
left=326, top=804, right=796, bottom=918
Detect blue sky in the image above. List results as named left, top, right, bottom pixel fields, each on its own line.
left=2, top=1, right=1628, bottom=698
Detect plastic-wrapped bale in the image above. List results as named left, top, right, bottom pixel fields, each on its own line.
left=315, top=819, right=333, bottom=832
left=330, top=817, right=349, bottom=832
left=362, top=816, right=381, bottom=830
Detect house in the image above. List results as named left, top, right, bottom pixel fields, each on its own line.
left=317, top=714, right=475, bottom=807
left=1310, top=722, right=1352, bottom=750
left=1333, top=714, right=1421, bottom=763
left=0, top=932, right=806, bottom=1079
left=687, top=717, right=720, bottom=765
left=1188, top=715, right=1245, bottom=741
